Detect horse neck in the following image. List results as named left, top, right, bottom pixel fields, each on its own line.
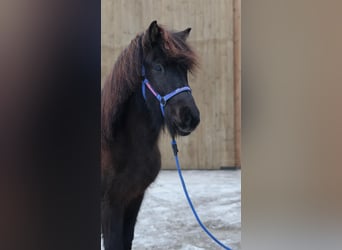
left=124, top=91, right=164, bottom=146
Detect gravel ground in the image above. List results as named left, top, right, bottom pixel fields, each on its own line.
left=101, top=170, right=241, bottom=250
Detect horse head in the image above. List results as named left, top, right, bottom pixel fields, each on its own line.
left=141, top=20, right=200, bottom=137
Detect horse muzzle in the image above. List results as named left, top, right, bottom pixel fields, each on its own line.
left=174, top=105, right=200, bottom=136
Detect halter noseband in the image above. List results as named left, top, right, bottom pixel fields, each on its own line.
left=141, top=65, right=192, bottom=117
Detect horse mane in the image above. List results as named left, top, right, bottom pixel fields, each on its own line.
left=101, top=25, right=198, bottom=143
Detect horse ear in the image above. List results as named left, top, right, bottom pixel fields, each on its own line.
left=147, top=20, right=161, bottom=46
left=176, top=27, right=191, bottom=41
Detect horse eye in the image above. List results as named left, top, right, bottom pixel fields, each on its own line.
left=153, top=64, right=163, bottom=72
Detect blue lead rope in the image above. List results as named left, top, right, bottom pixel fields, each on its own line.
left=141, top=65, right=232, bottom=249
left=171, top=139, right=232, bottom=250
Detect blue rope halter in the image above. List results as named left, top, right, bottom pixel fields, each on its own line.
left=141, top=65, right=192, bottom=117
left=141, top=65, right=232, bottom=250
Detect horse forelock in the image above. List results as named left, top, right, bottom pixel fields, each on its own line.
left=159, top=26, right=198, bottom=73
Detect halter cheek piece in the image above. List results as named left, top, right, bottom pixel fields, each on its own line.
left=141, top=65, right=192, bottom=117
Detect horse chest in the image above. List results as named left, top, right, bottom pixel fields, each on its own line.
left=109, top=139, right=161, bottom=199
left=125, top=145, right=161, bottom=188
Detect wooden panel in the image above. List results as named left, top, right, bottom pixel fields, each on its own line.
left=101, top=0, right=239, bottom=169
left=233, top=0, right=241, bottom=168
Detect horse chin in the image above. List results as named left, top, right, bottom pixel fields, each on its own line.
left=174, top=125, right=192, bottom=136
left=177, top=130, right=191, bottom=136
left=165, top=121, right=191, bottom=137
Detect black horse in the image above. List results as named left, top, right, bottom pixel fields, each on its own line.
left=101, top=20, right=200, bottom=250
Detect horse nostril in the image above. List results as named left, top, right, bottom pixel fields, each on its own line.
left=179, top=106, right=200, bottom=130
left=179, top=107, right=190, bottom=124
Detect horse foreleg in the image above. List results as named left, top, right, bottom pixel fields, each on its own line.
left=123, top=193, right=144, bottom=250
left=102, top=199, right=124, bottom=250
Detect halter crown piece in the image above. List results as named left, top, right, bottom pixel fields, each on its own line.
left=141, top=65, right=192, bottom=117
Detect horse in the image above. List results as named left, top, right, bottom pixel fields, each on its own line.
left=101, top=20, right=200, bottom=250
